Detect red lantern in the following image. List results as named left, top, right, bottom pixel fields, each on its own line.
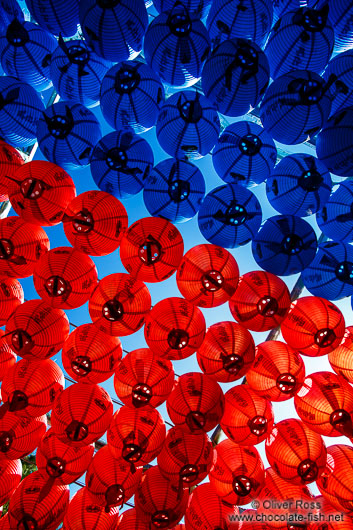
left=0, top=330, right=16, bottom=382
left=8, top=471, right=69, bottom=530
left=86, top=446, right=142, bottom=511
left=0, top=216, right=49, bottom=278
left=51, top=382, right=113, bottom=447
left=317, top=444, right=353, bottom=513
left=209, top=439, right=265, bottom=506
left=166, top=372, right=224, bottom=433
left=61, top=323, right=122, bottom=384
left=107, top=405, right=166, bottom=467
left=117, top=509, right=151, bottom=530
left=329, top=326, right=353, bottom=383
left=246, top=341, right=306, bottom=401
left=314, top=495, right=353, bottom=530
left=120, top=217, right=184, bottom=283
left=36, top=429, right=94, bottom=485
left=196, top=321, right=255, bottom=383
left=63, top=487, right=119, bottom=530
left=144, top=297, right=206, bottom=360
left=281, top=297, right=345, bottom=357
left=220, top=385, right=274, bottom=446
left=8, top=160, right=76, bottom=226
left=157, top=427, right=215, bottom=488
left=236, top=509, right=267, bottom=530
left=185, top=483, right=239, bottom=530
left=114, top=348, right=174, bottom=409
left=259, top=467, right=313, bottom=502
left=0, top=409, right=47, bottom=460
left=0, top=458, right=22, bottom=506
left=33, top=246, right=98, bottom=309
left=0, top=513, right=10, bottom=529
left=135, top=466, right=189, bottom=529
left=265, top=418, right=327, bottom=485
left=294, top=371, right=353, bottom=438
left=1, top=358, right=64, bottom=417
left=0, top=277, right=24, bottom=325
left=5, top=299, right=70, bottom=360
left=229, top=270, right=291, bottom=332
left=63, top=190, right=128, bottom=256
left=89, top=273, right=151, bottom=336
left=176, top=244, right=239, bottom=308
left=0, top=140, right=24, bottom=202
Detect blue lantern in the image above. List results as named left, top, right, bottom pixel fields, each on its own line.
left=206, top=0, right=273, bottom=49
left=201, top=38, right=270, bottom=117
left=0, top=19, right=57, bottom=92
left=317, top=181, right=353, bottom=243
left=25, top=0, right=80, bottom=37
left=36, top=101, right=102, bottom=170
left=302, top=241, right=353, bottom=300
left=324, top=50, right=353, bottom=116
left=143, top=4, right=211, bottom=88
left=100, top=61, right=165, bottom=133
left=212, top=120, right=277, bottom=187
left=316, top=106, right=353, bottom=177
left=153, top=0, right=212, bottom=18
left=252, top=214, right=317, bottom=276
left=198, top=183, right=262, bottom=248
left=265, top=5, right=334, bottom=79
left=0, top=0, right=24, bottom=34
left=143, top=158, right=205, bottom=223
left=260, top=70, right=332, bottom=145
left=266, top=153, right=332, bottom=217
left=0, top=76, right=44, bottom=147
left=90, top=130, right=154, bottom=199
left=156, top=90, right=220, bottom=160
left=79, top=0, right=148, bottom=62
left=49, top=37, right=111, bottom=108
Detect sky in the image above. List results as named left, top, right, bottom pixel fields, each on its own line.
left=4, top=0, right=353, bottom=512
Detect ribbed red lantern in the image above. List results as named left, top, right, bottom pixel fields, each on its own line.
left=265, top=419, right=327, bottom=485
left=86, top=446, right=142, bottom=511
left=7, top=471, right=69, bottom=530
left=0, top=216, right=49, bottom=278
left=0, top=140, right=24, bottom=202
left=317, top=444, right=353, bottom=512
left=0, top=513, right=10, bottom=529
left=246, top=341, right=306, bottom=401
left=135, top=466, right=189, bottom=529
left=281, top=297, right=345, bottom=357
left=294, top=371, right=353, bottom=438
left=1, top=358, right=64, bottom=417
left=166, top=372, right=224, bottom=433
left=329, top=326, right=353, bottom=383
left=185, top=482, right=239, bottom=530
left=0, top=458, right=22, bottom=506
left=51, top=382, right=113, bottom=447
left=259, top=467, right=313, bottom=502
left=89, top=273, right=151, bottom=336
left=229, top=270, right=291, bottom=332
left=314, top=495, right=353, bottom=530
left=63, top=190, right=128, bottom=256
left=220, top=385, right=274, bottom=446
left=107, top=405, right=166, bottom=467
left=0, top=277, right=24, bottom=325
left=61, top=323, right=122, bottom=384
left=36, top=429, right=94, bottom=485
left=209, top=439, right=265, bottom=506
left=5, top=299, right=70, bottom=360
left=0, top=409, right=47, bottom=460
left=157, top=427, right=215, bottom=488
left=114, top=348, right=174, bottom=409
left=0, top=330, right=16, bottom=382
left=33, top=246, right=98, bottom=309
left=196, top=321, right=255, bottom=383
left=8, top=160, right=76, bottom=226
left=63, top=487, right=119, bottom=530
left=144, top=297, right=206, bottom=360
left=118, top=509, right=151, bottom=530
left=120, top=217, right=184, bottom=283
left=176, top=244, right=239, bottom=308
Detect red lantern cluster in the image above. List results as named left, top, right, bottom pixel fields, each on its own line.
left=0, top=140, right=24, bottom=202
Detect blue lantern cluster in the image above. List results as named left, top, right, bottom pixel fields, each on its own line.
left=3, top=0, right=353, bottom=305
